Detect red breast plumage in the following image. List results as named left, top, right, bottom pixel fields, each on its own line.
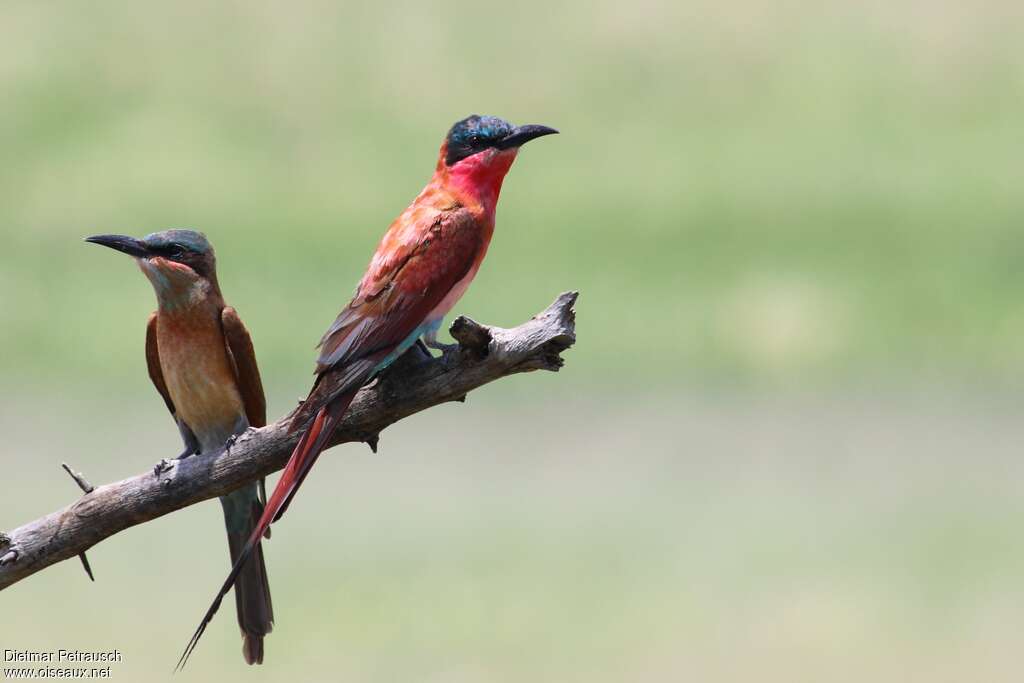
left=176, top=115, right=557, bottom=670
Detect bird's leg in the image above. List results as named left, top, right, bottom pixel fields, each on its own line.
left=423, top=327, right=458, bottom=355
left=155, top=419, right=200, bottom=474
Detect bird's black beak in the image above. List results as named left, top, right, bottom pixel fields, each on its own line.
left=495, top=124, right=559, bottom=150
left=84, top=234, right=151, bottom=258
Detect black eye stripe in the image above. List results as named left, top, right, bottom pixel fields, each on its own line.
left=444, top=116, right=515, bottom=166
left=155, top=243, right=188, bottom=257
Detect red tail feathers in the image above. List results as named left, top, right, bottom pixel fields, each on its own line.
left=175, top=390, right=357, bottom=671
left=266, top=390, right=354, bottom=526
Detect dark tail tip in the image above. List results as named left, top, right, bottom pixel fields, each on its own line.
left=243, top=635, right=264, bottom=665
left=173, top=585, right=229, bottom=672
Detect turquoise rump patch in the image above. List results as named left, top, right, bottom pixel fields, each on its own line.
left=373, top=318, right=442, bottom=374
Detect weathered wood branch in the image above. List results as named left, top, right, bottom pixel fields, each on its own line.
left=0, top=292, right=578, bottom=591
left=60, top=462, right=97, bottom=581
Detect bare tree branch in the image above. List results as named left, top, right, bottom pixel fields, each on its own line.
left=60, top=462, right=97, bottom=582
left=0, top=292, right=578, bottom=591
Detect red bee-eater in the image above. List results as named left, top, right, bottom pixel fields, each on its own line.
left=85, top=230, right=274, bottom=665
left=176, top=115, right=557, bottom=668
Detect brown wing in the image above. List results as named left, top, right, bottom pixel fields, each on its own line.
left=221, top=307, right=267, bottom=428
left=145, top=312, right=176, bottom=415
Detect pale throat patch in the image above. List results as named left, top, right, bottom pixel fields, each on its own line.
left=138, top=259, right=211, bottom=310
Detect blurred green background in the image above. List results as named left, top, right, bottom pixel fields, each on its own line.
left=2, top=1, right=1024, bottom=681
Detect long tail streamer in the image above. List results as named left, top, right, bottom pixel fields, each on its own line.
left=175, top=390, right=357, bottom=672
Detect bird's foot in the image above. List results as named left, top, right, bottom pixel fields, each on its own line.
left=421, top=334, right=459, bottom=360
left=422, top=327, right=458, bottom=354
left=225, top=425, right=259, bottom=453
left=0, top=548, right=18, bottom=569
left=429, top=341, right=459, bottom=355
left=154, top=448, right=194, bottom=475
left=0, top=531, right=18, bottom=566
left=153, top=458, right=176, bottom=475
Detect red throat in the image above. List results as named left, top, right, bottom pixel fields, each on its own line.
left=438, top=147, right=518, bottom=216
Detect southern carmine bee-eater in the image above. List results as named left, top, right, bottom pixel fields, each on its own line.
left=176, top=114, right=557, bottom=668
left=84, top=229, right=274, bottom=665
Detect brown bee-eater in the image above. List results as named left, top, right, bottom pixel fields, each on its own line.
left=85, top=229, right=273, bottom=665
